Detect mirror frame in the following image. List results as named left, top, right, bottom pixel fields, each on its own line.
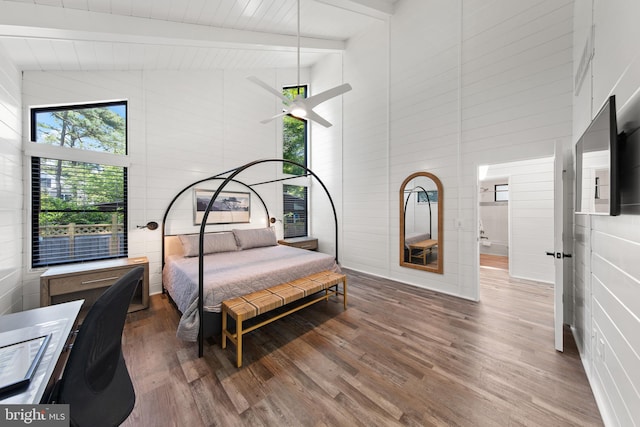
left=399, top=171, right=444, bottom=274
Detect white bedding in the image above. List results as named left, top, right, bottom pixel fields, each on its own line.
left=163, top=245, right=340, bottom=341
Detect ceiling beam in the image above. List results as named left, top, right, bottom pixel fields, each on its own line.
left=0, top=1, right=344, bottom=53
left=314, top=0, right=395, bottom=20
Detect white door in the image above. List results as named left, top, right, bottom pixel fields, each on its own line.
left=553, top=142, right=565, bottom=352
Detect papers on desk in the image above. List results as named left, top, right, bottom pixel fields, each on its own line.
left=0, top=334, right=51, bottom=398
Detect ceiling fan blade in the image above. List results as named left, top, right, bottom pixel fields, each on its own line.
left=305, top=109, right=333, bottom=128
left=260, top=111, right=290, bottom=124
left=247, top=76, right=291, bottom=104
left=304, top=83, right=353, bottom=109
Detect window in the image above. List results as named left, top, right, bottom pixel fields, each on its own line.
left=283, top=185, right=307, bottom=238
left=495, top=184, right=509, bottom=201
left=31, top=102, right=128, bottom=267
left=282, top=85, right=307, bottom=176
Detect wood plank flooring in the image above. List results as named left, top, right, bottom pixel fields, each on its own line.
left=480, top=253, right=509, bottom=270
left=120, top=268, right=602, bottom=426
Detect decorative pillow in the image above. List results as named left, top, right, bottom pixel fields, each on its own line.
left=233, top=227, right=277, bottom=250
left=178, top=232, right=238, bottom=257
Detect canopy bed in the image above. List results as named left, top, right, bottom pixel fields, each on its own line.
left=161, top=159, right=342, bottom=357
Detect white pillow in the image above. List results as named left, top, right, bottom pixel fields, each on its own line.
left=232, top=228, right=277, bottom=250
left=178, top=232, right=238, bottom=257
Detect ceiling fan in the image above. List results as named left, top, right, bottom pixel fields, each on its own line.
left=248, top=0, right=352, bottom=128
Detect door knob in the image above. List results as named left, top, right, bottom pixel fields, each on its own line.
left=546, top=251, right=572, bottom=259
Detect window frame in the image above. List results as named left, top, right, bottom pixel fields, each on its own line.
left=280, top=85, right=311, bottom=238
left=29, top=101, right=129, bottom=268
left=494, top=184, right=509, bottom=202
left=282, top=184, right=308, bottom=239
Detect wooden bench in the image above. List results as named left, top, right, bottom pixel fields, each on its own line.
left=221, top=270, right=347, bottom=367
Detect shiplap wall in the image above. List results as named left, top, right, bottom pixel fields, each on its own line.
left=341, top=0, right=572, bottom=297
left=571, top=1, right=640, bottom=425
left=460, top=0, right=573, bottom=298
left=342, top=19, right=390, bottom=277
left=309, top=53, right=344, bottom=259
left=20, top=67, right=310, bottom=302
left=573, top=214, right=591, bottom=367
left=589, top=213, right=640, bottom=426
left=387, top=0, right=460, bottom=294
left=0, top=44, right=22, bottom=314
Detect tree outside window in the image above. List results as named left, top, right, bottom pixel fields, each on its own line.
left=282, top=86, right=307, bottom=176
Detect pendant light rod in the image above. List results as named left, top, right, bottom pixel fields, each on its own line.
left=248, top=0, right=352, bottom=128
left=297, top=0, right=301, bottom=95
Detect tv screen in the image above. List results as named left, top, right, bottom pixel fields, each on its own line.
left=575, top=95, right=619, bottom=215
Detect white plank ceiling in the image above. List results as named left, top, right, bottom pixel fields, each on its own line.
left=0, top=0, right=397, bottom=71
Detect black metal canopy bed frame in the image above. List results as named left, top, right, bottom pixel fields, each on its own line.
left=161, top=158, right=340, bottom=357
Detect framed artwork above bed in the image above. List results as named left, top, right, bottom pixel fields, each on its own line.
left=194, top=188, right=250, bottom=225
left=417, top=190, right=438, bottom=204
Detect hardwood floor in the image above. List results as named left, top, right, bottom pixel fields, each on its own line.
left=480, top=253, right=509, bottom=270
left=121, top=268, right=602, bottom=426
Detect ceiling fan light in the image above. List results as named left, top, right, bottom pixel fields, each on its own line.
left=290, top=107, right=307, bottom=118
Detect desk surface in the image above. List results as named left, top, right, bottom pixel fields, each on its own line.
left=0, top=300, right=82, bottom=404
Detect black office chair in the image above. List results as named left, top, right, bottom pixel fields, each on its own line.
left=53, top=266, right=143, bottom=427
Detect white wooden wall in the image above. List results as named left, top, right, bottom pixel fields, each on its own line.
left=20, top=67, right=309, bottom=302
left=309, top=52, right=345, bottom=259
left=0, top=44, right=22, bottom=314
left=389, top=0, right=460, bottom=294
left=342, top=19, right=390, bottom=277
left=572, top=1, right=640, bottom=425
left=340, top=0, right=572, bottom=299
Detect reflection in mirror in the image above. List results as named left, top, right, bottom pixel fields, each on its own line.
left=577, top=142, right=610, bottom=214
left=575, top=95, right=618, bottom=215
left=400, top=172, right=443, bottom=273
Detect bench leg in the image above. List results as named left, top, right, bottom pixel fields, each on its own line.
left=343, top=277, right=348, bottom=309
left=236, top=316, right=243, bottom=368
left=221, top=306, right=228, bottom=349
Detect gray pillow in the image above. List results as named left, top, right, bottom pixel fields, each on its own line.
left=233, top=228, right=277, bottom=250
left=178, top=232, right=238, bottom=257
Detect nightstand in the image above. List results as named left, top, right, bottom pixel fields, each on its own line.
left=278, top=236, right=318, bottom=251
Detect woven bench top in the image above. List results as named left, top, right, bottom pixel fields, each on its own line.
left=222, top=271, right=345, bottom=321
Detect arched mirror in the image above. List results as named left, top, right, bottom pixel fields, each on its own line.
left=400, top=172, right=443, bottom=273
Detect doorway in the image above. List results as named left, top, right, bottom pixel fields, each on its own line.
left=478, top=175, right=510, bottom=271
left=477, top=157, right=555, bottom=284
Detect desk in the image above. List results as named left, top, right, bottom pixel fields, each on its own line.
left=408, top=239, right=438, bottom=265
left=41, top=257, right=149, bottom=323
left=0, top=300, right=82, bottom=404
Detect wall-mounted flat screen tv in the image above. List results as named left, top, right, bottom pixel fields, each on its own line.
left=575, top=95, right=620, bottom=215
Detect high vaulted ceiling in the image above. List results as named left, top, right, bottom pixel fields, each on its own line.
left=0, top=0, right=397, bottom=71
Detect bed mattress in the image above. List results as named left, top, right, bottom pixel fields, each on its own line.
left=163, top=245, right=340, bottom=341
